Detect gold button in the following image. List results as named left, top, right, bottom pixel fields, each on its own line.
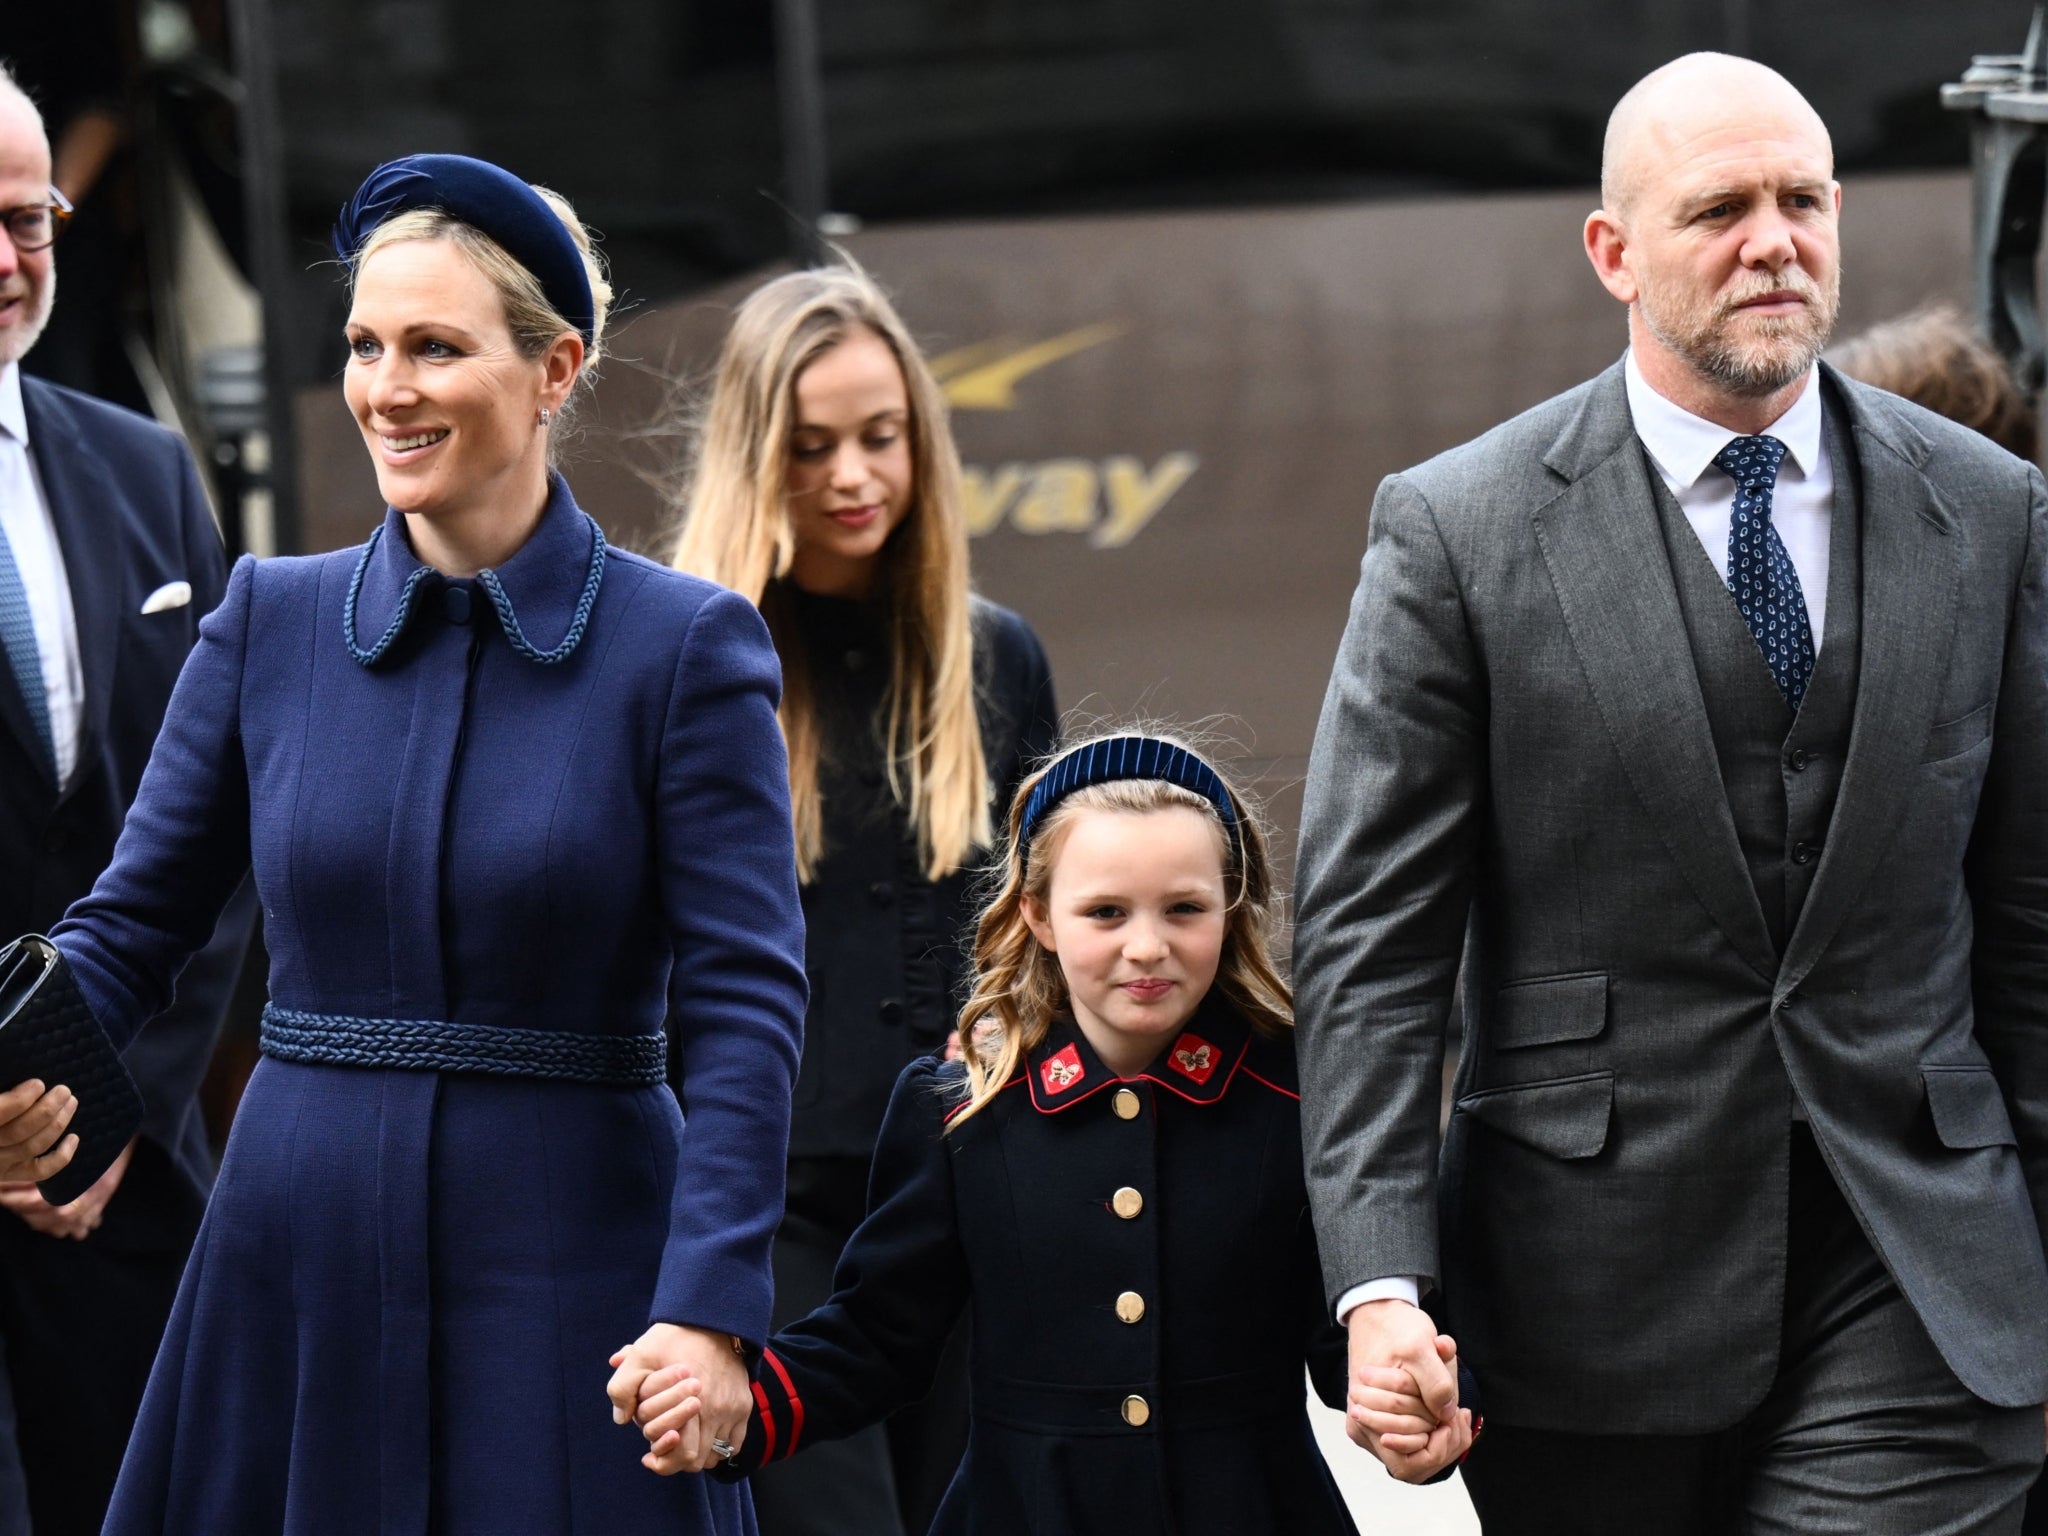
left=1116, top=1291, right=1146, bottom=1324
left=1112, top=1087, right=1141, bottom=1120
left=1112, top=1187, right=1143, bottom=1219
left=1121, top=1394, right=1150, bottom=1427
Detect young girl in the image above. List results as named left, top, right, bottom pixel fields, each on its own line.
left=669, top=264, right=1056, bottom=1533
left=627, top=732, right=1475, bottom=1533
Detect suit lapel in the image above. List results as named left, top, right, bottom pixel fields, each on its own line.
left=1778, top=376, right=1959, bottom=995
left=22, top=378, right=122, bottom=787
left=1532, top=366, right=1777, bottom=983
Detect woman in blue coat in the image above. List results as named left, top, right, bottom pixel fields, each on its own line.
left=12, top=155, right=807, bottom=1532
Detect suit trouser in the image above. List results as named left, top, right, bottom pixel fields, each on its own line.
left=1461, top=1126, right=2045, bottom=1536
left=749, top=1156, right=969, bottom=1536
left=0, top=1141, right=203, bottom=1536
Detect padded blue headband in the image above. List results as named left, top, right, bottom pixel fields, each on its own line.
left=332, top=154, right=596, bottom=342
left=1018, top=737, right=1240, bottom=852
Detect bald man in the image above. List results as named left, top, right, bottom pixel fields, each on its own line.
left=1295, top=53, right=2048, bottom=1533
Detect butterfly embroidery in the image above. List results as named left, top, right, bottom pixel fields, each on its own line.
left=1166, top=1034, right=1221, bottom=1085
left=1040, top=1043, right=1086, bottom=1094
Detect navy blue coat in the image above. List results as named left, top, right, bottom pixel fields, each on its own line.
left=51, top=477, right=808, bottom=1534
left=734, top=1006, right=1364, bottom=1536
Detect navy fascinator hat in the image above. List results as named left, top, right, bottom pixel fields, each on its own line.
left=332, top=154, right=596, bottom=343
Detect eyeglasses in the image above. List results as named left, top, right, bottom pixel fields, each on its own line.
left=2, top=189, right=72, bottom=253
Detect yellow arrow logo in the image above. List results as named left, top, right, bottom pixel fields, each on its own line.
left=929, top=321, right=1127, bottom=410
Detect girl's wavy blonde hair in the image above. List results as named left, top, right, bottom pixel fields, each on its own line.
left=948, top=732, right=1293, bottom=1130
left=670, top=264, right=988, bottom=883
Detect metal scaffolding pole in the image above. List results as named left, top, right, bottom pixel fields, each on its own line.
left=1942, top=5, right=2048, bottom=400
left=774, top=0, right=831, bottom=267
left=223, top=0, right=300, bottom=555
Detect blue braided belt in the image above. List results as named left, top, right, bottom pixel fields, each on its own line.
left=259, top=1005, right=667, bottom=1088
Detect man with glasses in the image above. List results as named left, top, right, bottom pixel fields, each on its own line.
left=0, top=63, right=251, bottom=1536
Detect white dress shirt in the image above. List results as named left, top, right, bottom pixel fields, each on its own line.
left=1334, top=357, right=1837, bottom=1326
left=1624, top=350, right=1834, bottom=651
left=0, top=362, right=84, bottom=788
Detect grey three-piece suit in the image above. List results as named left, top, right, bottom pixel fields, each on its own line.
left=1295, top=359, right=2048, bottom=1526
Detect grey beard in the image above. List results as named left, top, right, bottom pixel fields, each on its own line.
left=1690, top=321, right=1825, bottom=397
left=0, top=264, right=55, bottom=368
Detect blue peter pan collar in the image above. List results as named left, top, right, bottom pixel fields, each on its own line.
left=344, top=472, right=606, bottom=667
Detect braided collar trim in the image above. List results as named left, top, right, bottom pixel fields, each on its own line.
left=344, top=474, right=606, bottom=668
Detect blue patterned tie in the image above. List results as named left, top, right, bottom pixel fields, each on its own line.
left=0, top=526, right=55, bottom=779
left=1715, top=434, right=1814, bottom=713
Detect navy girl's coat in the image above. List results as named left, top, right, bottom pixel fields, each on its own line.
left=49, top=480, right=808, bottom=1535
left=731, top=1005, right=1364, bottom=1536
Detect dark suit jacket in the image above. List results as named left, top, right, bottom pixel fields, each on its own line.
left=1294, top=360, right=2048, bottom=1432
left=2, top=375, right=249, bottom=1200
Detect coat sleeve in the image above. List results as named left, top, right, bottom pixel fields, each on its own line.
left=1003, top=612, right=1059, bottom=796
left=50, top=554, right=256, bottom=1051
left=651, top=587, right=809, bottom=1348
left=1297, top=1203, right=1351, bottom=1412
left=114, top=445, right=256, bottom=1164
left=1292, top=473, right=1486, bottom=1306
left=1966, top=462, right=2048, bottom=1241
left=728, top=1056, right=971, bottom=1474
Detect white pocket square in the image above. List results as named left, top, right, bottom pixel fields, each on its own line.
left=140, top=581, right=192, bottom=615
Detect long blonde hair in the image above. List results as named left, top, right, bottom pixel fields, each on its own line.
left=672, top=266, right=988, bottom=882
left=948, top=734, right=1294, bottom=1130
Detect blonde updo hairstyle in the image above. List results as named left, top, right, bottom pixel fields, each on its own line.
left=349, top=187, right=612, bottom=454
left=947, top=732, right=1294, bottom=1130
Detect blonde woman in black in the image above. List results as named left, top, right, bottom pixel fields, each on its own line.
left=673, top=266, right=1057, bottom=1535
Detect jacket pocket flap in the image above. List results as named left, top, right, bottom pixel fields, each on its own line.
left=1492, top=973, right=1607, bottom=1049
left=1922, top=1065, right=2017, bottom=1150
left=1457, top=1072, right=1613, bottom=1160
left=1921, top=701, right=1992, bottom=763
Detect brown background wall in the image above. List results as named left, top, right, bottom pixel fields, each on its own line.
left=295, top=172, right=1973, bottom=877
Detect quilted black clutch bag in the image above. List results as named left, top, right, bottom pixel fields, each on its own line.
left=0, top=936, right=144, bottom=1206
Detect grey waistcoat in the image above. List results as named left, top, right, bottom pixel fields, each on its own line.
left=1649, top=409, right=1864, bottom=956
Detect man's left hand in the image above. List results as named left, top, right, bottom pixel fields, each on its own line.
left=0, top=1136, right=135, bottom=1240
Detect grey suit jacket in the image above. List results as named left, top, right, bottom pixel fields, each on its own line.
left=1294, top=359, right=2048, bottom=1433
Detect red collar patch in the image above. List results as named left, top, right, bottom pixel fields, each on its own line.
left=1166, top=1034, right=1220, bottom=1085
left=1039, top=1043, right=1086, bottom=1096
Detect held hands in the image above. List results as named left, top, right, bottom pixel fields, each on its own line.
left=1345, top=1298, right=1474, bottom=1482
left=0, top=1078, right=79, bottom=1184
left=0, top=1135, right=133, bottom=1239
left=606, top=1323, right=748, bottom=1476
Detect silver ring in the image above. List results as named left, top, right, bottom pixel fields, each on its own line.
left=710, top=1437, right=737, bottom=1462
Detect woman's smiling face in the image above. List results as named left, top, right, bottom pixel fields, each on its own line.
left=343, top=238, right=551, bottom=532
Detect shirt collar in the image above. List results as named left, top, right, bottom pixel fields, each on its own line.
left=1024, top=999, right=1252, bottom=1114
left=0, top=364, right=26, bottom=447
left=346, top=471, right=603, bottom=667
left=1623, top=348, right=1825, bottom=490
